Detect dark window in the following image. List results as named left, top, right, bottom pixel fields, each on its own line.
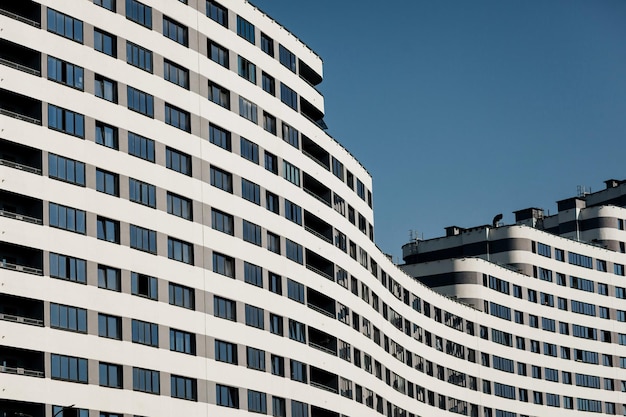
left=216, top=384, right=239, bottom=408
left=213, top=252, right=234, bottom=277
left=237, top=16, right=255, bottom=44
left=238, top=56, right=256, bottom=83
left=215, top=340, right=237, bottom=364
left=167, top=192, right=193, bottom=220
left=245, top=304, right=264, bottom=329
left=126, top=41, right=153, bottom=72
left=94, top=29, right=116, bottom=57
left=169, top=283, right=194, bottom=309
left=209, top=123, right=231, bottom=150
left=98, top=313, right=121, bottom=339
left=97, top=216, right=120, bottom=243
left=129, top=178, right=156, bottom=207
left=166, top=147, right=192, bottom=175
left=48, top=104, right=85, bottom=138
left=265, top=152, right=278, bottom=174
left=132, top=367, right=159, bottom=394
left=126, top=0, right=152, bottom=28
left=163, top=16, right=188, bottom=46
left=48, top=154, right=85, bottom=186
left=261, top=33, right=274, bottom=56
left=240, top=137, right=259, bottom=163
left=171, top=375, right=197, bottom=400
left=239, top=96, right=258, bottom=123
left=244, top=261, right=263, bottom=286
left=51, top=354, right=88, bottom=382
left=247, top=347, right=265, bottom=371
left=131, top=272, right=157, bottom=300
left=263, top=112, right=277, bottom=135
left=262, top=72, right=275, bottom=95
left=127, top=86, right=154, bottom=117
left=95, top=122, right=118, bottom=149
left=208, top=40, right=229, bottom=68
left=208, top=81, right=230, bottom=108
left=50, top=303, right=87, bottom=333
left=164, top=60, right=189, bottom=89
left=280, top=83, right=298, bottom=110
left=279, top=45, right=296, bottom=73
left=48, top=56, right=84, bottom=90
left=98, top=264, right=120, bottom=291
left=165, top=103, right=191, bottom=132
left=248, top=390, right=267, bottom=414
left=206, top=1, right=228, bottom=27
left=284, top=200, right=302, bottom=225
left=168, top=237, right=194, bottom=264
left=96, top=169, right=119, bottom=196
left=214, top=296, right=236, bottom=320
left=282, top=123, right=299, bottom=148
left=47, top=9, right=83, bottom=43
left=49, top=203, right=86, bottom=234
left=170, top=328, right=196, bottom=354
left=94, top=0, right=115, bottom=11
left=210, top=166, right=233, bottom=192
left=49, top=253, right=87, bottom=284
left=242, top=178, right=260, bottom=204
left=286, top=239, right=303, bottom=264
left=130, top=224, right=157, bottom=254
left=131, top=319, right=158, bottom=347
left=211, top=208, right=234, bottom=235
left=266, top=191, right=279, bottom=214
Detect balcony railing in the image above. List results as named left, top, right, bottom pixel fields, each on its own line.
left=303, top=188, right=331, bottom=207
left=304, top=225, right=332, bottom=244
left=301, top=149, right=329, bottom=170
left=310, top=381, right=338, bottom=394
left=305, top=263, right=333, bottom=281
left=0, top=210, right=42, bottom=225
left=0, top=158, right=42, bottom=175
left=0, top=365, right=44, bottom=378
left=0, top=312, right=43, bottom=327
left=0, top=8, right=40, bottom=27
left=0, top=57, right=40, bottom=76
left=307, top=303, right=335, bottom=319
left=0, top=261, right=43, bottom=276
left=0, top=108, right=41, bottom=125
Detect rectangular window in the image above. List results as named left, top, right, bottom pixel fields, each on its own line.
left=208, top=81, right=230, bottom=108
left=47, top=9, right=83, bottom=43
left=164, top=59, right=189, bottom=89
left=94, top=29, right=116, bottom=57
left=96, top=169, right=119, bottom=196
left=126, top=41, right=153, bottom=72
left=287, top=279, right=305, bottom=303
left=171, top=375, right=197, bottom=400
left=97, top=264, right=120, bottom=291
left=207, top=0, right=228, bottom=25
left=263, top=111, right=277, bottom=135
left=286, top=239, right=303, bottom=264
left=170, top=328, right=195, bottom=355
left=279, top=45, right=297, bottom=72
left=209, top=123, right=231, bottom=151
left=167, top=192, right=192, bottom=220
left=283, top=161, right=300, bottom=186
left=132, top=367, right=159, bottom=394
left=291, top=400, right=308, bottom=417
left=130, top=224, right=157, bottom=254
left=290, top=359, right=307, bottom=381
left=247, top=347, right=265, bottom=371
left=210, top=166, right=232, bottom=192
left=169, top=283, right=194, bottom=309
left=50, top=303, right=87, bottom=333
left=208, top=40, right=229, bottom=68
left=240, top=137, right=259, bottom=163
left=265, top=152, right=278, bottom=174
left=126, top=0, right=152, bottom=28
left=131, top=272, right=157, bottom=300
left=163, top=16, right=188, bottom=46
left=242, top=178, right=261, bottom=204
left=284, top=200, right=302, bottom=225
left=568, top=252, right=593, bottom=268
left=216, top=384, right=239, bottom=408
left=97, top=216, right=120, bottom=243
left=245, top=304, right=264, bottom=329
left=165, top=103, right=190, bottom=132
left=49, top=203, right=86, bottom=234
left=237, top=16, right=255, bottom=44
left=266, top=191, right=279, bottom=214
left=94, top=0, right=115, bottom=11
left=261, top=33, right=274, bottom=56
left=127, top=86, right=154, bottom=117
left=570, top=275, right=594, bottom=292
left=272, top=396, right=286, bottom=417
left=211, top=208, right=234, bottom=235
left=248, top=390, right=267, bottom=414
left=132, top=319, right=158, bottom=347
left=238, top=56, right=256, bottom=83
left=214, top=296, right=236, bottom=320
left=332, top=157, right=344, bottom=180
left=129, top=178, right=156, bottom=208
left=262, top=72, right=275, bottom=95
left=243, top=221, right=262, bottom=246
left=51, top=354, right=87, bottom=383
left=95, top=122, right=118, bottom=149
left=128, top=132, right=155, bottom=162
left=280, top=83, right=298, bottom=110
left=48, top=104, right=84, bottom=138
left=270, top=314, right=283, bottom=336
left=167, top=237, right=194, bottom=264
left=166, top=147, right=192, bottom=176
left=98, top=313, right=121, bottom=339
left=215, top=340, right=237, bottom=363
left=239, top=96, right=258, bottom=123
left=213, top=252, right=234, bottom=277
left=47, top=56, right=84, bottom=90
left=267, top=231, right=280, bottom=254
left=49, top=253, right=87, bottom=284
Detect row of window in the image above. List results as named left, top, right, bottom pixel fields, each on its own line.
left=534, top=241, right=624, bottom=275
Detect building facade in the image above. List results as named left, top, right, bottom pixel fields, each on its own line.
left=0, top=1, right=624, bottom=417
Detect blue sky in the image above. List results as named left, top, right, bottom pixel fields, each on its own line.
left=253, top=0, right=626, bottom=261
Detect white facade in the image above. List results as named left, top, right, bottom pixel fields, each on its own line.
left=0, top=2, right=624, bottom=417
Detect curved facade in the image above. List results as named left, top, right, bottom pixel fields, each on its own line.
left=0, top=2, right=624, bottom=417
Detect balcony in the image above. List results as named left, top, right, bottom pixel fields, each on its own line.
left=0, top=400, right=44, bottom=417
left=0, top=191, right=43, bottom=225
left=0, top=139, right=42, bottom=175
left=300, top=97, right=327, bottom=130
left=301, top=135, right=330, bottom=170
left=307, top=288, right=336, bottom=318
left=305, top=249, right=334, bottom=281
left=0, top=89, right=42, bottom=125
left=0, top=346, right=44, bottom=378
left=0, top=242, right=43, bottom=275
left=0, top=294, right=43, bottom=327
left=310, top=366, right=338, bottom=393
left=303, top=211, right=332, bottom=243
left=311, top=406, right=340, bottom=417
left=0, top=1, right=41, bottom=27
left=0, top=39, right=41, bottom=76
left=298, top=59, right=322, bottom=87
left=308, top=327, right=337, bottom=355
left=303, top=174, right=331, bottom=207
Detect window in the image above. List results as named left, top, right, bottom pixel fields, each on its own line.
left=169, top=283, right=194, bottom=309
left=237, top=16, right=255, bottom=44
left=48, top=56, right=84, bottom=90
left=208, top=81, right=230, bottom=108
left=49, top=154, right=85, bottom=186
left=332, top=157, right=344, bottom=180
left=128, top=132, right=155, bottom=162
left=165, top=103, right=190, bottom=132
left=287, top=279, right=304, bottom=303
left=49, top=203, right=86, bottom=234
left=208, top=40, right=229, bottom=68
left=242, top=178, right=260, bottom=204
left=216, top=384, right=239, bottom=408
left=284, top=200, right=302, bottom=224
left=97, top=217, right=120, bottom=243
left=261, top=33, right=274, bottom=56
left=264, top=153, right=278, bottom=175
left=209, top=123, right=231, bottom=150
left=211, top=209, right=233, bottom=235
left=214, top=296, right=236, bottom=320
left=98, top=313, right=121, bottom=339
left=50, top=253, right=87, bottom=284
left=164, top=60, right=189, bottom=89
left=288, top=319, right=305, bottom=343
left=126, top=41, right=153, bottom=72
left=131, top=272, right=157, bottom=300
left=248, top=390, right=267, bottom=414
left=279, top=45, right=296, bottom=72
left=132, top=367, right=159, bottom=394
left=290, top=359, right=307, bottom=382
left=262, top=72, right=275, bottom=95
left=167, top=192, right=192, bottom=221
left=207, top=0, right=227, bottom=25
left=270, top=314, right=283, bottom=336
left=283, top=161, right=300, bottom=186
left=238, top=56, right=256, bottom=83
left=94, top=29, right=116, bottom=57
left=95, top=122, right=118, bottom=149
left=213, top=252, right=234, bottom=277
left=127, top=86, right=154, bottom=117
left=215, top=340, right=237, bottom=364
left=98, top=265, right=120, bottom=291
left=245, top=304, right=264, bottom=329
left=48, top=104, right=84, bottom=138
left=166, top=147, right=192, bottom=176
left=167, top=237, right=193, bottom=264
left=126, top=0, right=152, bottom=28
left=570, top=275, right=594, bottom=292
left=50, top=303, right=87, bottom=333
left=47, top=9, right=83, bottom=43
left=171, top=328, right=195, bottom=355
left=163, top=16, right=188, bottom=46
left=280, top=83, right=298, bottom=110
left=240, top=137, right=259, bottom=163
left=51, top=354, right=87, bottom=383
left=247, top=347, right=265, bottom=371
left=263, top=111, right=277, bottom=135
left=266, top=191, right=279, bottom=214
left=129, top=178, right=156, bottom=208
left=267, top=231, right=280, bottom=254
left=132, top=319, right=158, bottom=347
left=244, top=261, right=262, bottom=286
left=357, top=179, right=366, bottom=200
left=569, top=252, right=593, bottom=268
left=239, top=96, right=258, bottom=123
left=171, top=375, right=196, bottom=400
left=286, top=239, right=303, bottom=264
left=94, top=0, right=115, bottom=11
left=272, top=397, right=286, bottom=417
left=96, top=169, right=119, bottom=196
left=615, top=263, right=625, bottom=276
left=291, top=400, right=308, bottom=417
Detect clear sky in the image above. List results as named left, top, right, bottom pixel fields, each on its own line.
left=252, top=0, right=626, bottom=262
